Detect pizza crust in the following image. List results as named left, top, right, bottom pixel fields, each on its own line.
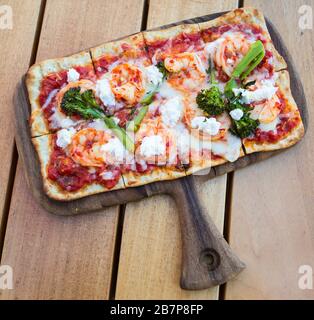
left=122, top=167, right=186, bottom=188
left=90, top=33, right=149, bottom=72
left=198, top=7, right=287, bottom=71
left=32, top=134, right=125, bottom=201
left=26, top=50, right=95, bottom=137
left=243, top=70, right=305, bottom=154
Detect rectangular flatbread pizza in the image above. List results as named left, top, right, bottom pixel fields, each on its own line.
left=25, top=7, right=304, bottom=200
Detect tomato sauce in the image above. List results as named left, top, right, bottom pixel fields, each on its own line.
left=38, top=65, right=95, bottom=122
left=47, top=136, right=122, bottom=191
left=146, top=31, right=204, bottom=61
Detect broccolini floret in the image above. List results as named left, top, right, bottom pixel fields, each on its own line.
left=196, top=86, right=225, bottom=116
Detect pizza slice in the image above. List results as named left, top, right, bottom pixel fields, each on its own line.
left=31, top=119, right=133, bottom=200
left=198, top=7, right=287, bottom=80
left=27, top=51, right=97, bottom=137
left=234, top=70, right=304, bottom=153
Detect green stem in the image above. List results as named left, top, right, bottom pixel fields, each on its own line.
left=102, top=116, right=134, bottom=153
left=126, top=105, right=149, bottom=133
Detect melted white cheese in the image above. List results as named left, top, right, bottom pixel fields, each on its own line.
left=100, top=137, right=126, bottom=164
left=100, top=171, right=114, bottom=180
left=158, top=81, right=180, bottom=99
left=67, top=68, right=80, bottom=83
left=258, top=117, right=281, bottom=132
left=49, top=109, right=76, bottom=129
left=191, top=117, right=221, bottom=136
left=56, top=127, right=76, bottom=148
left=160, top=97, right=183, bottom=127
left=211, top=133, right=242, bottom=162
left=140, top=135, right=166, bottom=157
left=233, top=80, right=278, bottom=104
left=229, top=108, right=244, bottom=121
left=96, top=78, right=116, bottom=106
left=145, top=65, right=163, bottom=86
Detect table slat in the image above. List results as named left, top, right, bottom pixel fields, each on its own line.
left=0, top=0, right=145, bottom=299
left=225, top=0, right=314, bottom=299
left=0, top=0, right=42, bottom=245
left=115, top=0, right=238, bottom=300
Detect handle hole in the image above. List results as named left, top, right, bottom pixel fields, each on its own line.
left=200, top=249, right=220, bottom=271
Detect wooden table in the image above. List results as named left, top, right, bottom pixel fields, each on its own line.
left=0, top=0, right=313, bottom=300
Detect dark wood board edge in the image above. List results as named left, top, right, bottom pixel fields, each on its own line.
left=14, top=10, right=308, bottom=216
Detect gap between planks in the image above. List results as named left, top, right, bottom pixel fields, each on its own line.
left=0, top=0, right=47, bottom=262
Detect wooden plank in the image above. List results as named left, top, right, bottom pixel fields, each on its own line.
left=115, top=0, right=238, bottom=300
left=225, top=0, right=314, bottom=299
left=0, top=0, right=42, bottom=243
left=0, top=0, right=145, bottom=299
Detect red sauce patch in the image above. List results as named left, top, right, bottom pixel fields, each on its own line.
left=47, top=136, right=122, bottom=191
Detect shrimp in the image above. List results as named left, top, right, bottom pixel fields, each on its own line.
left=135, top=118, right=178, bottom=165
left=69, top=128, right=112, bottom=167
left=164, top=52, right=206, bottom=92
left=214, top=32, right=251, bottom=77
left=110, top=63, right=144, bottom=105
left=250, top=94, right=281, bottom=124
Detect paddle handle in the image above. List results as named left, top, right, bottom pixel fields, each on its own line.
left=168, top=176, right=245, bottom=290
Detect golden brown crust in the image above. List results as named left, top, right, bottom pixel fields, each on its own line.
left=243, top=70, right=304, bottom=154
left=32, top=134, right=125, bottom=201
left=122, top=167, right=186, bottom=188
left=199, top=7, right=287, bottom=71
left=90, top=33, right=150, bottom=70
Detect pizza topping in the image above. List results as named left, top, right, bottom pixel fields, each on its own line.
left=211, top=133, right=242, bottom=162
left=110, top=63, right=144, bottom=105
left=61, top=87, right=134, bottom=152
left=96, top=78, right=116, bottom=106
left=49, top=111, right=76, bottom=130
left=191, top=116, right=221, bottom=136
left=100, top=171, right=115, bottom=180
left=99, top=137, right=128, bottom=165
left=145, top=65, right=164, bottom=86
left=258, top=117, right=280, bottom=132
left=233, top=82, right=277, bottom=104
left=56, top=127, right=76, bottom=149
left=196, top=86, right=225, bottom=116
left=67, top=68, right=80, bottom=83
left=229, top=108, right=244, bottom=121
left=139, top=135, right=166, bottom=158
left=160, top=96, right=183, bottom=127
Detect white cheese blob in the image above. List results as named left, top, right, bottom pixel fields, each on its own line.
left=204, top=38, right=225, bottom=58
left=191, top=117, right=221, bottom=136
left=140, top=135, right=166, bottom=158
left=88, top=119, right=108, bottom=131
left=67, top=68, right=80, bottom=83
left=158, top=81, right=180, bottom=99
left=100, top=171, right=114, bottom=180
left=211, top=133, right=242, bottom=162
left=56, top=127, right=76, bottom=148
left=96, top=78, right=116, bottom=106
left=258, top=117, right=281, bottom=132
left=233, top=81, right=278, bottom=104
left=160, top=97, right=183, bottom=127
left=229, top=108, right=244, bottom=121
left=100, top=137, right=126, bottom=164
left=49, top=110, right=76, bottom=129
left=145, top=65, right=163, bottom=86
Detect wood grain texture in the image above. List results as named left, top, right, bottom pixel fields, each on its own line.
left=0, top=0, right=42, bottom=244
left=0, top=0, right=145, bottom=299
left=115, top=0, right=239, bottom=300
left=225, top=0, right=314, bottom=299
